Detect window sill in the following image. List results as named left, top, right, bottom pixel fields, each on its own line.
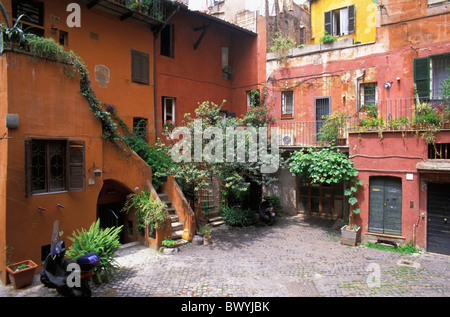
left=281, top=114, right=294, bottom=119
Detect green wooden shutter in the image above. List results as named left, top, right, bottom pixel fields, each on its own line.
left=348, top=5, right=355, bottom=34
left=414, top=57, right=430, bottom=100
left=68, top=141, right=85, bottom=191
left=324, top=11, right=332, bottom=35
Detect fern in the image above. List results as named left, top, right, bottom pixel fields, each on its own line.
left=66, top=220, right=122, bottom=283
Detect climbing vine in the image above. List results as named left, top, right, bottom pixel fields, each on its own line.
left=289, top=147, right=363, bottom=219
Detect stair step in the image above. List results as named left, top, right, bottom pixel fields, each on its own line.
left=158, top=193, right=169, bottom=200
left=170, top=214, right=179, bottom=222
left=171, top=230, right=184, bottom=239
left=167, top=207, right=176, bottom=214
left=210, top=220, right=225, bottom=227
left=209, top=216, right=223, bottom=222
left=171, top=222, right=183, bottom=231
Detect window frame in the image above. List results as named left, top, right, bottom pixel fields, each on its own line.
left=25, top=139, right=86, bottom=197
left=281, top=91, right=294, bottom=118
left=324, top=5, right=355, bottom=37
left=162, top=97, right=176, bottom=124
left=360, top=82, right=378, bottom=109
left=414, top=53, right=450, bottom=100
left=160, top=24, right=174, bottom=58
left=131, top=49, right=150, bottom=85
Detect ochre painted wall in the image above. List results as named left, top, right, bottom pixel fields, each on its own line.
left=310, top=0, right=377, bottom=44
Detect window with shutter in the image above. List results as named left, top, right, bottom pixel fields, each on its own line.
left=131, top=50, right=150, bottom=85
left=414, top=57, right=430, bottom=100
left=282, top=91, right=294, bottom=118
left=324, top=11, right=332, bottom=35
left=68, top=141, right=85, bottom=191
left=25, top=139, right=85, bottom=196
left=348, top=5, right=355, bottom=34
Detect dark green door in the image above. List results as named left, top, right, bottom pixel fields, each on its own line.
left=369, top=177, right=402, bottom=236
left=427, top=183, right=450, bottom=255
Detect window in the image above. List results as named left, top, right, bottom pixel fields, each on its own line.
left=133, top=117, right=148, bottom=142
left=281, top=91, right=294, bottom=118
left=12, top=0, right=45, bottom=36
left=315, top=97, right=331, bottom=140
left=298, top=179, right=344, bottom=217
left=25, top=139, right=85, bottom=197
left=428, top=143, right=450, bottom=159
left=163, top=97, right=176, bottom=123
left=324, top=5, right=355, bottom=37
left=428, top=0, right=448, bottom=5
left=414, top=54, right=450, bottom=100
left=360, top=83, right=377, bottom=108
left=131, top=50, right=150, bottom=85
left=161, top=24, right=174, bottom=58
left=222, top=47, right=231, bottom=79
left=247, top=90, right=260, bottom=108
left=59, top=30, right=68, bottom=46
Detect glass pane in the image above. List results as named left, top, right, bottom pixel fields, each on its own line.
left=322, top=199, right=331, bottom=215
left=311, top=198, right=320, bottom=213
left=300, top=186, right=309, bottom=196
left=32, top=142, right=46, bottom=191
left=311, top=185, right=320, bottom=197
left=334, top=199, right=343, bottom=217
left=299, top=197, right=308, bottom=212
left=49, top=142, right=65, bottom=191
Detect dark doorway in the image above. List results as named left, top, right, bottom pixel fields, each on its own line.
left=427, top=183, right=450, bottom=255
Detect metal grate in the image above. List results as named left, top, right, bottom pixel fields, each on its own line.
left=429, top=143, right=450, bottom=159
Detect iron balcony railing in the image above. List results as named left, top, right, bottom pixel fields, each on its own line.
left=272, top=98, right=450, bottom=148
left=111, top=0, right=167, bottom=21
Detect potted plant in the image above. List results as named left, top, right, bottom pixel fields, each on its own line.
left=6, top=259, right=38, bottom=289
left=199, top=225, right=212, bottom=245
left=341, top=224, right=361, bottom=246
left=318, top=112, right=348, bottom=146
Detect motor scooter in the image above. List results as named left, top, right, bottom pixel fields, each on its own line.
left=40, top=221, right=100, bottom=297
left=259, top=196, right=277, bottom=226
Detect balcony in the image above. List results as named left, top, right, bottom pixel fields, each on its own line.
left=79, top=0, right=167, bottom=25
left=272, top=98, right=450, bottom=148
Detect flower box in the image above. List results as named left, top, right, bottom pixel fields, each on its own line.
left=341, top=225, right=361, bottom=246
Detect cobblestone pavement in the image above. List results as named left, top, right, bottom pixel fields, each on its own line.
left=1, top=215, right=449, bottom=298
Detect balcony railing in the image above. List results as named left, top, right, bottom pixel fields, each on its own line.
left=272, top=98, right=450, bottom=148
left=110, top=0, right=167, bottom=21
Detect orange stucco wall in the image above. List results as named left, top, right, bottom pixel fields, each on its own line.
left=0, top=0, right=159, bottom=283
left=154, top=9, right=259, bottom=135
left=0, top=50, right=153, bottom=284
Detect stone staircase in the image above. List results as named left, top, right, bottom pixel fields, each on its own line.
left=158, top=193, right=188, bottom=246
left=198, top=186, right=224, bottom=227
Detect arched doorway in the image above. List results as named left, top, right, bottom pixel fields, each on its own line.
left=97, top=179, right=137, bottom=244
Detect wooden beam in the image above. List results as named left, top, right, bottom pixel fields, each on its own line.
left=87, top=0, right=100, bottom=9
left=193, top=23, right=210, bottom=50
left=120, top=11, right=134, bottom=21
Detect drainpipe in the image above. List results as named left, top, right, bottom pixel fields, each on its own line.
left=153, top=34, right=158, bottom=140
left=355, top=69, right=366, bottom=112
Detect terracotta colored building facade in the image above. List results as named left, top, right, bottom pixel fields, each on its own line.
left=265, top=0, right=450, bottom=254
left=0, top=0, right=259, bottom=284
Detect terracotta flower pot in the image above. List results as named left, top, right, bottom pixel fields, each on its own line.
left=6, top=260, right=38, bottom=289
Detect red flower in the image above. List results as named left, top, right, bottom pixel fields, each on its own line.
left=355, top=114, right=358, bottom=118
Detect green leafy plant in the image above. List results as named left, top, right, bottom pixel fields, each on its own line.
left=122, top=190, right=168, bottom=234
left=289, top=147, right=363, bottom=221
left=269, top=31, right=296, bottom=66
left=320, top=31, right=337, bottom=43
left=221, top=205, right=257, bottom=227
left=162, top=238, right=177, bottom=246
left=266, top=194, right=283, bottom=217
left=199, top=225, right=211, bottom=238
left=66, top=220, right=123, bottom=283
left=318, top=112, right=348, bottom=145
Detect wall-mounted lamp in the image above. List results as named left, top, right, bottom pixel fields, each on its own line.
left=384, top=81, right=393, bottom=89
left=94, top=169, right=102, bottom=177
